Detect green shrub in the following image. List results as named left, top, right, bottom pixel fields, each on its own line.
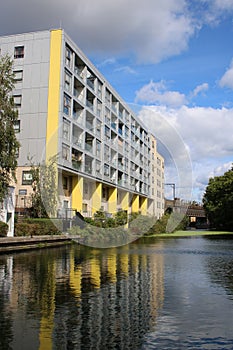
left=0, top=221, right=8, bottom=237
left=14, top=223, right=39, bottom=237
left=14, top=218, right=62, bottom=236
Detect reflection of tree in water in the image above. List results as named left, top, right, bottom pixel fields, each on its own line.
left=205, top=237, right=233, bottom=295
left=0, top=257, right=14, bottom=350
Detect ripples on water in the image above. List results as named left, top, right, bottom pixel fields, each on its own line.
left=0, top=236, right=233, bottom=349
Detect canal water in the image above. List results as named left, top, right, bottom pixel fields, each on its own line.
left=1, top=236, right=233, bottom=349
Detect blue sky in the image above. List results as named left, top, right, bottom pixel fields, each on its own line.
left=1, top=0, right=233, bottom=201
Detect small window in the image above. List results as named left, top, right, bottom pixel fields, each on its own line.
left=14, top=46, right=24, bottom=59
left=14, top=70, right=23, bottom=82
left=62, top=144, right=70, bottom=161
left=62, top=118, right=70, bottom=140
left=104, top=164, right=109, bottom=176
left=65, top=46, right=72, bottom=68
left=13, top=120, right=20, bottom=133
left=19, top=189, right=27, bottom=196
left=63, top=94, right=71, bottom=116
left=22, top=171, right=32, bottom=185
left=64, top=69, right=72, bottom=92
left=13, top=95, right=22, bottom=107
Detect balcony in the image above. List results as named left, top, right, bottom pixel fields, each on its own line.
left=86, top=99, right=94, bottom=111
left=85, top=166, right=92, bottom=174
left=72, top=160, right=82, bottom=170
left=85, top=143, right=93, bottom=153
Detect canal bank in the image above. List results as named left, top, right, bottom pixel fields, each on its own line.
left=147, top=230, right=233, bottom=238
left=0, top=235, right=72, bottom=253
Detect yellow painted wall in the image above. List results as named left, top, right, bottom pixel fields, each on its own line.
left=132, top=194, right=139, bottom=212
left=92, top=182, right=102, bottom=215
left=46, top=29, right=62, bottom=162
left=72, top=176, right=83, bottom=212
left=121, top=191, right=129, bottom=211
left=108, top=187, right=117, bottom=214
left=140, top=197, right=148, bottom=215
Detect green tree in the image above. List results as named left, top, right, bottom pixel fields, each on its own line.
left=0, top=54, right=20, bottom=202
left=203, top=166, right=233, bottom=230
left=29, top=156, right=58, bottom=218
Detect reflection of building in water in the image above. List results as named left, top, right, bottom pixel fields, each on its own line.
left=0, top=244, right=164, bottom=349
left=64, top=244, right=164, bottom=349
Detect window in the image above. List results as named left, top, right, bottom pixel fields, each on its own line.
left=63, top=94, right=71, bottom=116
left=65, top=46, right=72, bottom=68
left=19, top=189, right=27, bottom=196
left=14, top=46, right=24, bottom=59
left=104, top=125, right=110, bottom=140
left=104, top=145, right=110, bottom=161
left=96, top=160, right=101, bottom=175
left=96, top=140, right=101, bottom=157
left=62, top=118, right=70, bottom=140
left=62, top=144, right=70, bottom=161
left=13, top=95, right=22, bottom=107
left=14, top=70, right=23, bottom=82
left=64, top=69, right=72, bottom=92
left=13, top=120, right=20, bottom=133
left=22, top=171, right=32, bottom=185
left=104, top=164, right=109, bottom=176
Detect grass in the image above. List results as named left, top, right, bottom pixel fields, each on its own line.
left=146, top=230, right=233, bottom=238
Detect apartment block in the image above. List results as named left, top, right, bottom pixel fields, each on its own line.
left=0, top=29, right=164, bottom=219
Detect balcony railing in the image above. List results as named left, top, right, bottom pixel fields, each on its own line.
left=86, top=100, right=94, bottom=110
left=87, top=79, right=94, bottom=90
left=85, top=143, right=93, bottom=152
left=85, top=166, right=92, bottom=174
left=72, top=160, right=82, bottom=170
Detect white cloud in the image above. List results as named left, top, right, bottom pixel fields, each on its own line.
left=114, top=66, right=136, bottom=75
left=219, top=59, right=233, bottom=89
left=135, top=81, right=187, bottom=107
left=137, top=104, right=233, bottom=201
left=213, top=0, right=233, bottom=11
left=0, top=0, right=197, bottom=64
left=192, top=83, right=209, bottom=97
left=97, top=58, right=116, bottom=67
left=213, top=161, right=232, bottom=176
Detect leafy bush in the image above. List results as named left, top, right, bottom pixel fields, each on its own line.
left=14, top=218, right=62, bottom=236
left=0, top=221, right=8, bottom=237
left=14, top=223, right=39, bottom=237
left=146, top=212, right=189, bottom=235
